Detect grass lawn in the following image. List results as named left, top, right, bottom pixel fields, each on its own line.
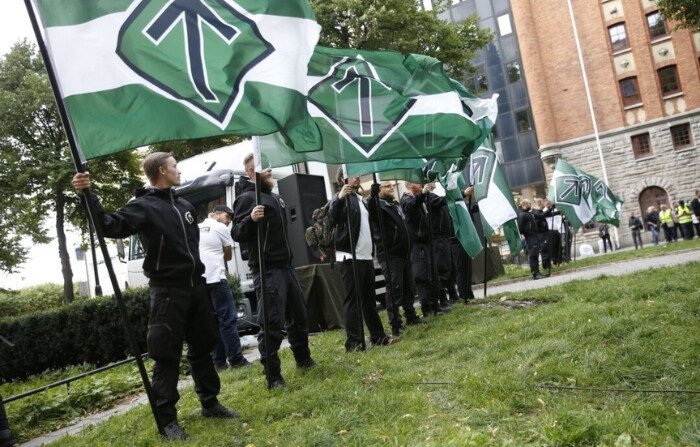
left=15, top=261, right=696, bottom=446
left=496, top=237, right=700, bottom=282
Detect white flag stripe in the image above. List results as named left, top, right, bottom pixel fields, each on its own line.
left=480, top=185, right=517, bottom=228
left=45, top=9, right=320, bottom=98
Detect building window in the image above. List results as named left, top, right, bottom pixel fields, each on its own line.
left=646, top=12, right=669, bottom=39
left=608, top=23, right=629, bottom=52
left=658, top=65, right=681, bottom=95
left=619, top=77, right=642, bottom=107
left=516, top=110, right=532, bottom=132
left=506, top=61, right=521, bottom=83
left=670, top=123, right=693, bottom=150
left=631, top=133, right=652, bottom=159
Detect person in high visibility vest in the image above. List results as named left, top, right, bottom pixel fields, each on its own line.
left=658, top=204, right=677, bottom=243
left=676, top=200, right=694, bottom=240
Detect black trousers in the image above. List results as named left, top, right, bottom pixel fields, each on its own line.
left=379, top=256, right=419, bottom=331
left=547, top=230, right=561, bottom=265
left=0, top=392, right=9, bottom=431
left=147, top=283, right=220, bottom=425
left=524, top=235, right=541, bottom=275
left=411, top=242, right=439, bottom=315
left=451, top=238, right=473, bottom=300
left=253, top=266, right=311, bottom=377
left=339, top=259, right=386, bottom=350
left=537, top=232, right=550, bottom=269
left=433, top=236, right=452, bottom=305
left=631, top=229, right=643, bottom=249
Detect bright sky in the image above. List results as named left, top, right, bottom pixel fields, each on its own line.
left=0, top=0, right=36, bottom=57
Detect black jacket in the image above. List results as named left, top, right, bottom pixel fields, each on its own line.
left=400, top=192, right=430, bottom=243
left=329, top=191, right=368, bottom=255
left=368, top=196, right=411, bottom=259
left=231, top=178, right=292, bottom=270
left=691, top=197, right=700, bottom=217
left=518, top=208, right=539, bottom=237
left=531, top=208, right=550, bottom=233
left=628, top=217, right=643, bottom=231
left=92, top=187, right=204, bottom=287
left=427, top=193, right=454, bottom=238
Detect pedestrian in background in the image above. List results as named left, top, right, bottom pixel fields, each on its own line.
left=644, top=206, right=660, bottom=246
left=628, top=212, right=644, bottom=250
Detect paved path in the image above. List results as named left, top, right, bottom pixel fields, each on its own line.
left=18, top=248, right=700, bottom=446
left=473, top=248, right=700, bottom=298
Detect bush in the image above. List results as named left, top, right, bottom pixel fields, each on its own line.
left=0, top=284, right=83, bottom=319
left=0, top=287, right=150, bottom=382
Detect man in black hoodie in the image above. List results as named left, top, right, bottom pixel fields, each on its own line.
left=518, top=199, right=547, bottom=280
left=330, top=169, right=393, bottom=352
left=368, top=181, right=426, bottom=337
left=231, top=154, right=314, bottom=388
left=72, top=153, right=237, bottom=442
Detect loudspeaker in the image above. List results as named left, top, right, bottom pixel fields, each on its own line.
left=278, top=173, right=328, bottom=268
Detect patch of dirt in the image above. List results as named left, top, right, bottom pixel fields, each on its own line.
left=477, top=298, right=547, bottom=309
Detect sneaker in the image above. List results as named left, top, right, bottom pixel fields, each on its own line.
left=201, top=403, right=239, bottom=419
left=162, top=421, right=190, bottom=441
left=406, top=317, right=427, bottom=325
left=269, top=376, right=286, bottom=389
left=0, top=429, right=15, bottom=447
left=296, top=358, right=317, bottom=369
left=229, top=357, right=253, bottom=369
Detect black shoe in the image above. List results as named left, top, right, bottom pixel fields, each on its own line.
left=0, top=429, right=15, bottom=447
left=391, top=327, right=404, bottom=337
left=162, top=421, right=191, bottom=441
left=406, top=317, right=427, bottom=325
left=345, top=344, right=365, bottom=353
left=296, top=357, right=317, bottom=369
left=214, top=363, right=229, bottom=372
left=372, top=335, right=399, bottom=347
left=533, top=272, right=546, bottom=280
left=201, top=403, right=239, bottom=419
left=229, top=357, right=253, bottom=369
left=269, top=376, right=286, bottom=388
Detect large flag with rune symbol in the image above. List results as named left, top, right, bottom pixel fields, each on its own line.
left=258, top=47, right=485, bottom=167
left=30, top=0, right=322, bottom=160
left=547, top=159, right=623, bottom=230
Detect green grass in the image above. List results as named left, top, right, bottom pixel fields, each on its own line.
left=497, top=237, right=700, bottom=282
left=10, top=261, right=697, bottom=446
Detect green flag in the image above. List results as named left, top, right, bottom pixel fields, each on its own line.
left=33, top=0, right=322, bottom=159
left=259, top=47, right=486, bottom=166
left=547, top=159, right=623, bottom=230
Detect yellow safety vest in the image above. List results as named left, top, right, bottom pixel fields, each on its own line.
left=659, top=209, right=673, bottom=224
left=676, top=205, right=693, bottom=224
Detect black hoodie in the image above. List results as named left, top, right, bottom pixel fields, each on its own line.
left=231, top=177, right=292, bottom=271
left=368, top=195, right=411, bottom=259
left=91, top=187, right=204, bottom=287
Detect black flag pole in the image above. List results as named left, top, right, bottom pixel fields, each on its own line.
left=424, top=191, right=441, bottom=313
left=254, top=171, right=273, bottom=389
left=24, top=0, right=164, bottom=434
left=482, top=235, right=488, bottom=299
left=88, top=220, right=103, bottom=296
left=372, top=174, right=397, bottom=333
left=344, top=178, right=366, bottom=350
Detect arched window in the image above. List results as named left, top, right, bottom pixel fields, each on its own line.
left=639, top=186, right=669, bottom=216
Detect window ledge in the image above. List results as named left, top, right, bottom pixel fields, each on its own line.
left=662, top=92, right=684, bottom=100
left=674, top=145, right=696, bottom=153
left=634, top=155, right=655, bottom=161
left=624, top=103, right=644, bottom=110
left=651, top=35, right=672, bottom=44
left=612, top=48, right=632, bottom=56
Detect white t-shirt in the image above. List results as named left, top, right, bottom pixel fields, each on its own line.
left=199, top=217, right=233, bottom=284
left=336, top=193, right=373, bottom=262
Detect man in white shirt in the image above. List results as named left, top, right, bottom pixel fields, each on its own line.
left=200, top=205, right=251, bottom=370
left=329, top=169, right=394, bottom=352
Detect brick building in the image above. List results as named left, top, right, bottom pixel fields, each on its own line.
left=511, top=0, right=699, bottom=248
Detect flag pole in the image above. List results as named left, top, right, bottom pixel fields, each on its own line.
left=344, top=178, right=366, bottom=350
left=424, top=191, right=441, bottom=313
left=23, top=0, right=163, bottom=434
left=254, top=171, right=273, bottom=389
left=372, top=174, right=398, bottom=333
left=482, top=235, right=488, bottom=299
left=567, top=0, right=620, bottom=248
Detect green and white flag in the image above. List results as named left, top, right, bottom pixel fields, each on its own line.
left=259, top=47, right=488, bottom=166
left=31, top=0, right=322, bottom=159
left=547, top=159, right=623, bottom=230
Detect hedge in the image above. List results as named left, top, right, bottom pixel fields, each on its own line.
left=0, top=288, right=150, bottom=382
left=0, top=284, right=84, bottom=319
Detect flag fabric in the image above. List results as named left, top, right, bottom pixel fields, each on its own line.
left=547, top=159, right=623, bottom=230
left=258, top=47, right=487, bottom=167
left=31, top=0, right=322, bottom=159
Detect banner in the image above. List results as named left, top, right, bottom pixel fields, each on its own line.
left=32, top=0, right=322, bottom=159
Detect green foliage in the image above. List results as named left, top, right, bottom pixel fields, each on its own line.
left=657, top=0, right=700, bottom=31
left=225, top=272, right=243, bottom=304
left=6, top=262, right=700, bottom=446
left=0, top=287, right=150, bottom=381
left=0, top=283, right=83, bottom=319
left=310, top=0, right=494, bottom=78
left=148, top=134, right=246, bottom=162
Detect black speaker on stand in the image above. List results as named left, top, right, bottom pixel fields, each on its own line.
left=278, top=173, right=328, bottom=268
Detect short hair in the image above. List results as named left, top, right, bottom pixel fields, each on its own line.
left=143, top=152, right=173, bottom=185
left=243, top=152, right=254, bottom=172
left=336, top=166, right=344, bottom=188
left=521, top=199, right=531, bottom=206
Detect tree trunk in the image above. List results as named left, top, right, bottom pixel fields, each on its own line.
left=56, top=188, right=74, bottom=303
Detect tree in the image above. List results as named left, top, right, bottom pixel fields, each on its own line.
left=656, top=0, right=700, bottom=31
left=149, top=134, right=246, bottom=160
left=309, top=0, right=494, bottom=78
left=0, top=41, right=143, bottom=302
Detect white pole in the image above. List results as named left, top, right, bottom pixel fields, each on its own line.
left=566, top=0, right=620, bottom=249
